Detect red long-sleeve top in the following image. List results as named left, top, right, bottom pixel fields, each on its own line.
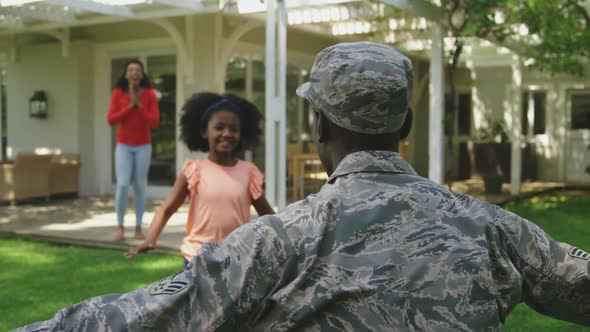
left=107, top=88, right=160, bottom=145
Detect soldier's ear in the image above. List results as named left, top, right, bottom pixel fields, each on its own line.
left=398, top=107, right=413, bottom=140
left=315, top=110, right=330, bottom=143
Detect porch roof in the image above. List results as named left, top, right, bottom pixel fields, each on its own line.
left=0, top=0, right=443, bottom=55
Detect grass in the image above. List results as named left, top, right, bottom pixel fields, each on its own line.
left=1, top=191, right=588, bottom=331
left=502, top=191, right=590, bottom=331
left=0, top=239, right=181, bottom=331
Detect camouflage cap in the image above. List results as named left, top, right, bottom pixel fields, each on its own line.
left=296, top=41, right=414, bottom=134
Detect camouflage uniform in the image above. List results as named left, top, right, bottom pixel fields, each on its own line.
left=14, top=42, right=590, bottom=331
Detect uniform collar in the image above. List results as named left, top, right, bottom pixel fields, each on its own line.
left=327, top=150, right=417, bottom=184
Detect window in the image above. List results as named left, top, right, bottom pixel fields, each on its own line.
left=521, top=91, right=546, bottom=136
left=457, top=93, right=471, bottom=136
left=533, top=93, right=546, bottom=134
left=571, top=93, right=590, bottom=130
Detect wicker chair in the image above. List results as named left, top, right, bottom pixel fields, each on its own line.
left=49, top=154, right=80, bottom=197
left=0, top=154, right=52, bottom=203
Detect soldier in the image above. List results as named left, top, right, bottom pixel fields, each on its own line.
left=15, top=42, right=589, bottom=331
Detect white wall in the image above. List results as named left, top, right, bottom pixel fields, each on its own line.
left=76, top=41, right=96, bottom=195
left=472, top=66, right=512, bottom=129
left=471, top=64, right=590, bottom=183
left=522, top=68, right=590, bottom=182
left=6, top=41, right=98, bottom=194
left=7, top=42, right=81, bottom=156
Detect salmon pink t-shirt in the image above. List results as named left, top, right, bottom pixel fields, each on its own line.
left=180, top=159, right=263, bottom=261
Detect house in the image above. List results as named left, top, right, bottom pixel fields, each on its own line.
left=0, top=0, right=587, bottom=208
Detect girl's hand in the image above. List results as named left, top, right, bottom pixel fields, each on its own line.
left=124, top=242, right=155, bottom=259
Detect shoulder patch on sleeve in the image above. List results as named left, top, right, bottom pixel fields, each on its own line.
left=568, top=247, right=590, bottom=260
left=150, top=272, right=192, bottom=295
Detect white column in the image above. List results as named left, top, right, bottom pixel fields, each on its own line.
left=510, top=55, right=523, bottom=195
left=429, top=23, right=444, bottom=184
left=244, top=57, right=253, bottom=162
left=297, top=70, right=305, bottom=143
left=177, top=14, right=223, bottom=173
left=265, top=0, right=287, bottom=209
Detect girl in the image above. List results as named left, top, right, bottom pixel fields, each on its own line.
left=108, top=59, right=160, bottom=242
left=124, top=92, right=274, bottom=266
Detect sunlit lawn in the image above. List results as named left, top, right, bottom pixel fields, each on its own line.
left=1, top=191, right=589, bottom=331
left=503, top=191, right=590, bottom=331
left=0, top=239, right=181, bottom=331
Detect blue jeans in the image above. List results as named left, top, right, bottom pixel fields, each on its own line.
left=115, top=143, right=151, bottom=226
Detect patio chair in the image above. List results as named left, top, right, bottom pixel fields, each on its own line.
left=49, top=153, right=80, bottom=197
left=0, top=153, right=52, bottom=203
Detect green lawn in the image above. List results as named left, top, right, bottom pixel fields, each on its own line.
left=0, top=239, right=181, bottom=331
left=503, top=191, right=590, bottom=331
left=1, top=191, right=589, bottom=331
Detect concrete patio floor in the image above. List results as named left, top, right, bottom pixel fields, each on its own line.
left=0, top=196, right=187, bottom=255
left=0, top=180, right=586, bottom=255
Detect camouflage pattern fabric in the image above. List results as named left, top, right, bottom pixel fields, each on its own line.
left=296, top=41, right=413, bottom=134
left=14, top=150, right=590, bottom=331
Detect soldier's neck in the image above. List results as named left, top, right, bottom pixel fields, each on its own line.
left=330, top=140, right=398, bottom=172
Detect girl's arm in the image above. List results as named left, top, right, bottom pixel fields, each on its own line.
left=124, top=174, right=189, bottom=259
left=253, top=195, right=275, bottom=217
left=107, top=89, right=132, bottom=126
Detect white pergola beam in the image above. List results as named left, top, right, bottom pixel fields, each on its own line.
left=287, top=3, right=382, bottom=25
left=0, top=6, right=76, bottom=22
left=377, top=0, right=532, bottom=56
left=375, top=0, right=441, bottom=21
left=234, top=0, right=367, bottom=13
left=150, top=0, right=214, bottom=12
left=44, top=0, right=134, bottom=17
left=285, top=0, right=362, bottom=8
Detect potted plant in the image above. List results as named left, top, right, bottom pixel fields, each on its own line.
left=473, top=117, right=509, bottom=194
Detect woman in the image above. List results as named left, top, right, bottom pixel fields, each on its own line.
left=107, top=59, right=160, bottom=241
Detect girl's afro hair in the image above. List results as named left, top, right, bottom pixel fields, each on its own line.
left=180, top=92, right=262, bottom=152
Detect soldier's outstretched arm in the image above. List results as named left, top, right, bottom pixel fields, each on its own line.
left=495, top=210, right=590, bottom=326
left=12, top=216, right=297, bottom=332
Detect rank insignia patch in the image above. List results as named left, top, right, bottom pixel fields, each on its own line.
left=150, top=272, right=192, bottom=295
left=569, top=247, right=590, bottom=261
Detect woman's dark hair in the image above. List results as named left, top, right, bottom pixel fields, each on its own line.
left=180, top=92, right=262, bottom=152
left=114, top=59, right=153, bottom=92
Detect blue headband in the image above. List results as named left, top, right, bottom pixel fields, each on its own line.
left=201, top=98, right=240, bottom=121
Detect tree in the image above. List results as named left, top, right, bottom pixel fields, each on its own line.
left=460, top=0, right=590, bottom=75
left=441, top=0, right=590, bottom=188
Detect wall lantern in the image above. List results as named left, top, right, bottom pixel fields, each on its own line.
left=29, top=90, right=48, bottom=118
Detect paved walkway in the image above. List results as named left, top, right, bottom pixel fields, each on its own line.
left=0, top=180, right=584, bottom=255
left=0, top=196, right=188, bottom=255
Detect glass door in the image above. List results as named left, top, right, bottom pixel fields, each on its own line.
left=146, top=54, right=176, bottom=186
left=110, top=54, right=177, bottom=187
left=567, top=91, right=590, bottom=183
